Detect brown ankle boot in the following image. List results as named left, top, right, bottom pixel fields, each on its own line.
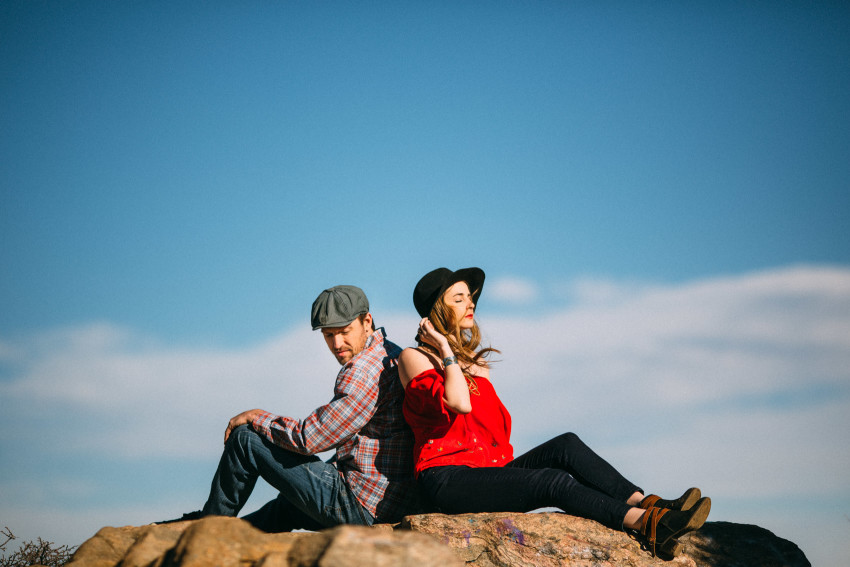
left=639, top=487, right=701, bottom=511
left=637, top=496, right=711, bottom=557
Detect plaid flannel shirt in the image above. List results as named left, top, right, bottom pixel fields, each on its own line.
left=252, top=327, right=419, bottom=523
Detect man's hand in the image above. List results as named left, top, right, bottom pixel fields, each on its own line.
left=224, top=409, right=265, bottom=443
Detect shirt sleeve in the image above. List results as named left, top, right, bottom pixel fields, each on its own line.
left=402, top=368, right=456, bottom=437
left=251, top=357, right=381, bottom=455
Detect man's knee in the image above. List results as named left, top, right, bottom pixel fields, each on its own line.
left=228, top=424, right=261, bottom=447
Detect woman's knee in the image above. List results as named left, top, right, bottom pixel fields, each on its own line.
left=553, top=432, right=583, bottom=450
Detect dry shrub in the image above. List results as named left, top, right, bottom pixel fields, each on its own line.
left=1, top=527, right=76, bottom=567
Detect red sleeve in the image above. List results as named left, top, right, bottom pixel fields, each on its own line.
left=403, top=368, right=456, bottom=437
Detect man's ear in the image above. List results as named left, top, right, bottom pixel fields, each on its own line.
left=362, top=313, right=373, bottom=332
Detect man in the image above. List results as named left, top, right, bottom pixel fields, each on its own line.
left=163, top=285, right=420, bottom=530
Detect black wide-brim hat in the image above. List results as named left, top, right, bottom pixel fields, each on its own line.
left=413, top=267, right=485, bottom=318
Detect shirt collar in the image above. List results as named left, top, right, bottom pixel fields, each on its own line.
left=344, top=327, right=385, bottom=367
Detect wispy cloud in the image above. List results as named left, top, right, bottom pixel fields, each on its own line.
left=1, top=265, right=848, bottom=565
left=0, top=322, right=343, bottom=459
left=487, top=276, right=540, bottom=305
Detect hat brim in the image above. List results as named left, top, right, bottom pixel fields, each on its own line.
left=450, top=268, right=485, bottom=306
left=413, top=267, right=485, bottom=318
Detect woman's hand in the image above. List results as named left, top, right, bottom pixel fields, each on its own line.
left=417, top=318, right=471, bottom=414
left=418, top=318, right=451, bottom=356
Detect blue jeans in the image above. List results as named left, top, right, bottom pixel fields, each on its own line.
left=418, top=432, right=642, bottom=530
left=202, top=425, right=373, bottom=532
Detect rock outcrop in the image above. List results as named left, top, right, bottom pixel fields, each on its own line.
left=65, top=518, right=461, bottom=567
left=403, top=512, right=810, bottom=567
left=63, top=512, right=810, bottom=567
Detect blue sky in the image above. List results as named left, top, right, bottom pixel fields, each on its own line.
left=1, top=2, right=849, bottom=565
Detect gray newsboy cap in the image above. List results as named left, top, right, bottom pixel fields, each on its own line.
left=311, top=285, right=370, bottom=330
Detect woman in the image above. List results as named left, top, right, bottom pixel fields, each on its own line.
left=398, top=267, right=710, bottom=558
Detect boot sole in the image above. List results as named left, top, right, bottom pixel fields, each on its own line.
left=663, top=497, right=710, bottom=542
left=683, top=497, right=711, bottom=532
left=678, top=488, right=701, bottom=511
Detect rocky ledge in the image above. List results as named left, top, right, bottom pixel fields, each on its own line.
left=62, top=512, right=810, bottom=567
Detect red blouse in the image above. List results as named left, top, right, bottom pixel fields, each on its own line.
left=403, top=367, right=514, bottom=475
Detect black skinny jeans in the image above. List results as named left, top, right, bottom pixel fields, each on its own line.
left=418, top=432, right=642, bottom=530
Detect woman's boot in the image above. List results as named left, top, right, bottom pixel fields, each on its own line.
left=639, top=487, right=701, bottom=511
left=637, top=496, right=711, bottom=557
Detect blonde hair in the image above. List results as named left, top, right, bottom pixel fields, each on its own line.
left=416, top=287, right=499, bottom=374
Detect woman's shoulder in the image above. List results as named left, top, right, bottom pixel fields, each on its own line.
left=399, top=347, right=439, bottom=387
left=399, top=346, right=432, bottom=365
